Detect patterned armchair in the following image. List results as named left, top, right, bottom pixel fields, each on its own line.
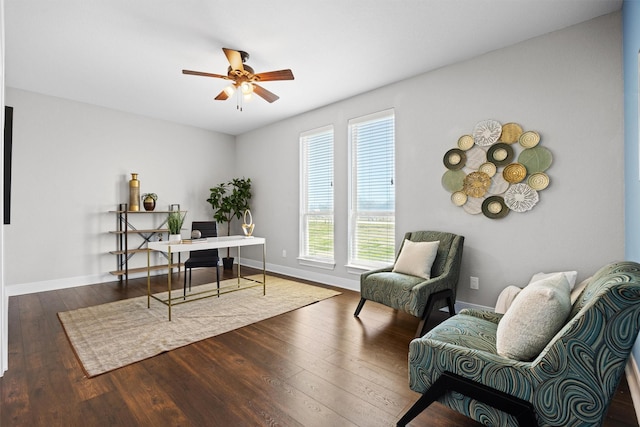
left=398, top=261, right=640, bottom=427
left=354, top=230, right=464, bottom=337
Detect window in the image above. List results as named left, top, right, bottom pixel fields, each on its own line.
left=348, top=109, right=395, bottom=268
left=299, top=126, right=334, bottom=266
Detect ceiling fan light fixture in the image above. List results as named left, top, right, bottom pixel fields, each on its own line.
left=223, top=85, right=236, bottom=97
left=243, top=93, right=253, bottom=102
left=240, top=82, right=254, bottom=95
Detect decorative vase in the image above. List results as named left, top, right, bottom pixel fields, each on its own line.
left=242, top=209, right=255, bottom=237
left=129, top=173, right=140, bottom=212
left=143, top=197, right=156, bottom=211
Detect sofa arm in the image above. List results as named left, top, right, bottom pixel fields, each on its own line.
left=459, top=308, right=503, bottom=325
left=359, top=265, right=393, bottom=283
left=410, top=271, right=458, bottom=311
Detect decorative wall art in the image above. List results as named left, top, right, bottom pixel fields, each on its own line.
left=441, top=120, right=552, bottom=219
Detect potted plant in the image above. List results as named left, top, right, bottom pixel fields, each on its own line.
left=167, top=210, right=185, bottom=243
left=207, top=177, right=252, bottom=269
left=142, top=193, right=157, bottom=211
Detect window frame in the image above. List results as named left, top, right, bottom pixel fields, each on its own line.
left=347, top=109, right=396, bottom=270
left=298, top=125, right=336, bottom=269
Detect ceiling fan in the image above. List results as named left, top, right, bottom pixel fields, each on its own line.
left=182, top=48, right=294, bottom=106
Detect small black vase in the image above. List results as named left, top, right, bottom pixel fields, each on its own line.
left=222, top=257, right=234, bottom=270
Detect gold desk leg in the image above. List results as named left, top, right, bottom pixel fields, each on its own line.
left=168, top=246, right=172, bottom=321
left=237, top=245, right=241, bottom=287
left=263, top=242, right=266, bottom=296
left=147, top=249, right=151, bottom=308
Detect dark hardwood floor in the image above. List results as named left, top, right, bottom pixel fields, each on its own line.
left=0, top=266, right=637, bottom=426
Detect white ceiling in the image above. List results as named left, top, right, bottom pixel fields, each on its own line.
left=4, top=0, right=622, bottom=136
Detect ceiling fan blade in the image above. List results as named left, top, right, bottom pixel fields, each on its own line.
left=182, top=69, right=230, bottom=80
left=254, top=69, right=294, bottom=82
left=222, top=48, right=244, bottom=71
left=253, top=84, right=280, bottom=103
left=214, top=90, right=230, bottom=101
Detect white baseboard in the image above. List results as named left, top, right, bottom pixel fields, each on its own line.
left=5, top=260, right=486, bottom=313
left=4, top=261, right=361, bottom=297
left=5, top=269, right=167, bottom=297
left=626, top=355, right=640, bottom=425
left=241, top=259, right=360, bottom=291
left=5, top=273, right=114, bottom=296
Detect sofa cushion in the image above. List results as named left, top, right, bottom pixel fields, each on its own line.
left=530, top=270, right=578, bottom=290
left=423, top=311, right=498, bottom=353
left=494, top=285, right=522, bottom=314
left=392, top=239, right=439, bottom=279
left=496, top=272, right=571, bottom=361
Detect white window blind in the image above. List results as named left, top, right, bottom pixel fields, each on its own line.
left=300, top=126, right=334, bottom=263
left=348, top=110, right=395, bottom=268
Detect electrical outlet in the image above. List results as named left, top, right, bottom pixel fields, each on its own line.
left=470, top=276, right=479, bottom=290
left=282, top=249, right=287, bottom=258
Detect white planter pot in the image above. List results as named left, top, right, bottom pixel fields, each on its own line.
left=169, top=234, right=182, bottom=243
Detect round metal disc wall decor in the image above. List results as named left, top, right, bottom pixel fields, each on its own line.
left=487, top=143, right=514, bottom=166
left=518, top=146, right=553, bottom=174
left=463, top=171, right=491, bottom=198
left=500, top=123, right=524, bottom=143
left=503, top=163, right=527, bottom=183
left=504, top=183, right=539, bottom=212
left=482, top=196, right=509, bottom=219
left=441, top=119, right=553, bottom=219
left=528, top=173, right=550, bottom=190
left=473, top=120, right=502, bottom=146
left=443, top=148, right=466, bottom=170
left=458, top=135, right=474, bottom=150
left=441, top=169, right=466, bottom=193
left=479, top=162, right=497, bottom=177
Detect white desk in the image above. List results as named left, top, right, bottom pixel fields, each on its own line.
left=147, top=235, right=266, bottom=320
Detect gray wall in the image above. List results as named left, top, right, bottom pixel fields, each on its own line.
left=4, top=12, right=624, bottom=311
left=236, top=12, right=624, bottom=307
left=4, top=88, right=236, bottom=293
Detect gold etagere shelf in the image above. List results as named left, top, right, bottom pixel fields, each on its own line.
left=109, top=203, right=186, bottom=283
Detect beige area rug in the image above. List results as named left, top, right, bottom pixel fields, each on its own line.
left=58, top=275, right=340, bottom=377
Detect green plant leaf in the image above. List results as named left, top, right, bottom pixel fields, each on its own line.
left=167, top=211, right=186, bottom=234
left=206, top=178, right=252, bottom=233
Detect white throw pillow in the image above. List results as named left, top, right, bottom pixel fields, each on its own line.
left=496, top=273, right=571, bottom=361
left=392, top=239, right=440, bottom=280
left=494, top=285, right=522, bottom=315
left=530, top=270, right=578, bottom=290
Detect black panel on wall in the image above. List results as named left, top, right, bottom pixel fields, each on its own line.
left=4, top=106, right=13, bottom=225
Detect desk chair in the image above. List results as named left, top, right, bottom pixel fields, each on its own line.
left=183, top=221, right=220, bottom=297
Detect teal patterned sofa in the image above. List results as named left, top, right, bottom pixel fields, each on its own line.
left=398, top=261, right=640, bottom=426
left=354, top=231, right=464, bottom=337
